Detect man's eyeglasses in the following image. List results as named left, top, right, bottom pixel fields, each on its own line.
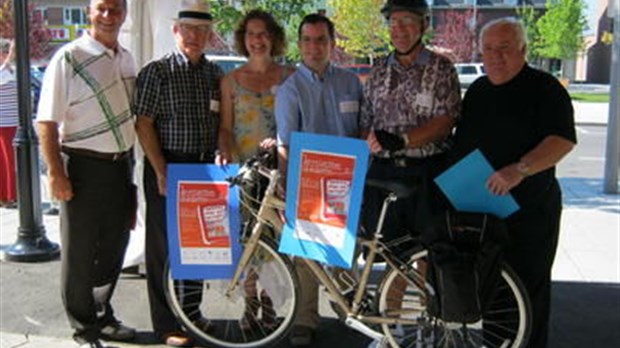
left=179, top=23, right=211, bottom=35
left=300, top=36, right=330, bottom=45
left=386, top=16, right=420, bottom=28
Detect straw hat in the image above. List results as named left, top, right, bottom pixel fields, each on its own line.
left=175, top=0, right=213, bottom=25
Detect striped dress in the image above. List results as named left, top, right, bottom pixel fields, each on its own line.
left=0, top=64, right=18, bottom=202
left=0, top=65, right=19, bottom=128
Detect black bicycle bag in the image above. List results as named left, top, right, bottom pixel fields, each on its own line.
left=424, top=211, right=508, bottom=323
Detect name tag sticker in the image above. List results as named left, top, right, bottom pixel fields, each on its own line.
left=417, top=93, right=433, bottom=109
left=339, top=101, right=359, bottom=113
left=210, top=100, right=220, bottom=113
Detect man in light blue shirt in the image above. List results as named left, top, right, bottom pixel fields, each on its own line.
left=275, top=13, right=363, bottom=347
left=276, top=15, right=362, bottom=177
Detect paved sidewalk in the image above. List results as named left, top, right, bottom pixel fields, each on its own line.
left=1, top=176, right=618, bottom=348
left=573, top=101, right=610, bottom=125
left=1, top=101, right=618, bottom=348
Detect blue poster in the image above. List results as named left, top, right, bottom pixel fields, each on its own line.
left=434, top=149, right=520, bottom=218
left=279, top=132, right=369, bottom=269
left=166, top=164, right=241, bottom=279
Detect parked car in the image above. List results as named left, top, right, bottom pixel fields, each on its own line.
left=341, top=64, right=372, bottom=83
left=455, top=63, right=485, bottom=87
left=29, top=66, right=44, bottom=117
left=206, top=55, right=247, bottom=74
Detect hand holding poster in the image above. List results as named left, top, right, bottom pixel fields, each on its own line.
left=279, top=132, right=369, bottom=268
left=167, top=164, right=241, bottom=279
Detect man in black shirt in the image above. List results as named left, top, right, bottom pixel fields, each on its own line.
left=453, top=17, right=576, bottom=348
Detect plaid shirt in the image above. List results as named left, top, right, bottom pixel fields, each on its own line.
left=133, top=51, right=223, bottom=153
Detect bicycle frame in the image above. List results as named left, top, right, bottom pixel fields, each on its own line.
left=224, top=161, right=431, bottom=338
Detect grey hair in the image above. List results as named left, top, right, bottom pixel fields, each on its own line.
left=479, top=17, right=527, bottom=52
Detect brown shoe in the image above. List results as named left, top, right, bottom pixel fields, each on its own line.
left=162, top=332, right=193, bottom=347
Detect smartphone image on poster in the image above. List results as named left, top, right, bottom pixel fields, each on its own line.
left=197, top=203, right=230, bottom=246
left=320, top=177, right=351, bottom=224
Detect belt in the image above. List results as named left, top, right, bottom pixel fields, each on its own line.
left=162, top=150, right=213, bottom=163
left=373, top=156, right=429, bottom=168
left=62, top=146, right=132, bottom=161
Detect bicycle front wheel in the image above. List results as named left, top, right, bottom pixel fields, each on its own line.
left=164, top=236, right=299, bottom=348
left=376, top=250, right=531, bottom=348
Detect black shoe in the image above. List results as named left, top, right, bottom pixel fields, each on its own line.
left=100, top=321, right=136, bottom=341
left=77, top=339, right=106, bottom=348
left=1, top=201, right=17, bottom=209
left=289, top=325, right=314, bottom=346
left=43, top=207, right=59, bottom=215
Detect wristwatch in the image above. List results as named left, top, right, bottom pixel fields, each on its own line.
left=516, top=161, right=531, bottom=178
left=401, top=133, right=410, bottom=148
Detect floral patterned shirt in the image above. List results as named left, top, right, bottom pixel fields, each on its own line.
left=231, top=80, right=277, bottom=162
left=361, top=48, right=461, bottom=158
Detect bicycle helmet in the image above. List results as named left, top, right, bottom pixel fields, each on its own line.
left=381, top=0, right=430, bottom=18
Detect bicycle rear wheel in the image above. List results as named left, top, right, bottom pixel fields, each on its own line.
left=376, top=250, right=531, bottom=348
left=164, top=236, right=299, bottom=348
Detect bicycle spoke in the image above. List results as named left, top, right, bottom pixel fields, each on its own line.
left=377, top=250, right=531, bottom=348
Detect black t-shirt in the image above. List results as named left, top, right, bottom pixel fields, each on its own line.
left=452, top=64, right=577, bottom=210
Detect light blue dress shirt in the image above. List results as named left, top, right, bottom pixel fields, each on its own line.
left=276, top=63, right=363, bottom=146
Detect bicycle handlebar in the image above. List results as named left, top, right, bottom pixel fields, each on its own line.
left=226, top=149, right=278, bottom=187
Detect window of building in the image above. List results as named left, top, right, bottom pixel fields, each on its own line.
left=33, top=8, right=47, bottom=24
left=64, top=7, right=87, bottom=25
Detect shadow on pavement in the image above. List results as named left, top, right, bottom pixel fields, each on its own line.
left=550, top=281, right=620, bottom=348
left=559, top=177, right=620, bottom=214
left=1, top=260, right=619, bottom=347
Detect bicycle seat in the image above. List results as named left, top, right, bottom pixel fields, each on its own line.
left=365, top=178, right=417, bottom=199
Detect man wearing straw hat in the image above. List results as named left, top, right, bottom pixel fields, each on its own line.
left=133, top=1, right=223, bottom=346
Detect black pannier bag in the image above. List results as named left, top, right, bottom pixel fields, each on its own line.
left=423, top=211, right=508, bottom=323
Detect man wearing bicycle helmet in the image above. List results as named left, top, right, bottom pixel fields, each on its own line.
left=361, top=0, right=461, bottom=242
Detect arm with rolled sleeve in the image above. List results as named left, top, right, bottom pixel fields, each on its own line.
left=275, top=80, right=300, bottom=179
left=133, top=62, right=167, bottom=196
left=487, top=77, right=576, bottom=195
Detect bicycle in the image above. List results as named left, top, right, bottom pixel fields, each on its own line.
left=164, top=152, right=532, bottom=348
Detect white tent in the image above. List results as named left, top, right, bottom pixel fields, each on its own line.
left=118, top=0, right=186, bottom=268
left=120, top=0, right=183, bottom=68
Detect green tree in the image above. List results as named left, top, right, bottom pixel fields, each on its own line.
left=208, top=0, right=317, bottom=60
left=432, top=10, right=477, bottom=63
left=0, top=0, right=50, bottom=60
left=516, top=4, right=542, bottom=62
left=535, top=0, right=587, bottom=63
left=329, top=0, right=389, bottom=61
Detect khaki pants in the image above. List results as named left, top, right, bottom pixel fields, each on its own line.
left=293, top=258, right=320, bottom=328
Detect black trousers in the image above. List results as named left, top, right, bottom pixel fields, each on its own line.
left=503, top=179, right=562, bottom=348
left=60, top=154, right=134, bottom=343
left=143, top=153, right=212, bottom=336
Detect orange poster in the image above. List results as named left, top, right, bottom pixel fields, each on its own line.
left=295, top=151, right=355, bottom=247
left=177, top=181, right=232, bottom=265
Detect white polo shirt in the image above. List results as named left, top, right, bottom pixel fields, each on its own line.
left=37, top=33, right=136, bottom=153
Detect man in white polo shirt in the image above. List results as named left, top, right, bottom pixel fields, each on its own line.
left=37, top=1, right=137, bottom=347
